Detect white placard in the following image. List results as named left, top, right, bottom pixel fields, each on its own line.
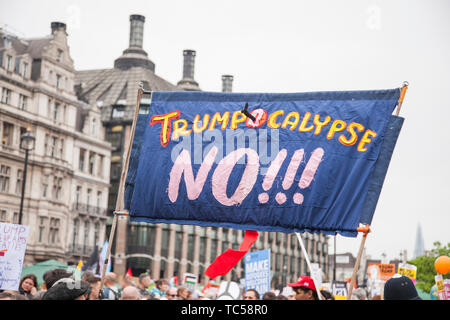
left=0, top=223, right=30, bottom=291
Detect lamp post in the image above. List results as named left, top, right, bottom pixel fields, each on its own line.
left=18, top=126, right=35, bottom=225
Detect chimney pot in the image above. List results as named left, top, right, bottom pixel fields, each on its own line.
left=129, top=14, right=146, bottom=48
left=51, top=22, right=67, bottom=34
left=222, top=75, right=234, bottom=92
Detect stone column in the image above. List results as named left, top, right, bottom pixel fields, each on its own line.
left=179, top=225, right=189, bottom=280
left=166, top=224, right=176, bottom=278
left=152, top=224, right=162, bottom=279
left=193, top=226, right=200, bottom=277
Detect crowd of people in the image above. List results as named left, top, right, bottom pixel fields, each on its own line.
left=0, top=270, right=421, bottom=301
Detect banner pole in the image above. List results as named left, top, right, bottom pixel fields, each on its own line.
left=295, top=232, right=322, bottom=300
left=395, top=81, right=409, bottom=116
left=347, top=225, right=370, bottom=299
left=100, top=83, right=145, bottom=291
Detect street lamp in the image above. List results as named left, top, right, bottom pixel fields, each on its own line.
left=18, top=126, right=35, bottom=225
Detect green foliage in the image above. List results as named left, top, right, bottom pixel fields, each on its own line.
left=407, top=242, right=450, bottom=293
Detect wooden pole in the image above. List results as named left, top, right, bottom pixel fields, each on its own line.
left=100, top=83, right=145, bottom=290
left=395, top=81, right=409, bottom=116
left=347, top=225, right=370, bottom=299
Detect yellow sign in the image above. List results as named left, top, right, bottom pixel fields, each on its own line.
left=398, top=263, right=417, bottom=281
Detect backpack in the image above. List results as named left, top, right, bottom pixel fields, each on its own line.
left=103, top=286, right=120, bottom=300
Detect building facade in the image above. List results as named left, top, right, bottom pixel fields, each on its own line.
left=0, top=22, right=111, bottom=266
left=74, top=14, right=330, bottom=288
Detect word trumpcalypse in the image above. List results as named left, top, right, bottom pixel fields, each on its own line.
left=150, top=108, right=377, bottom=152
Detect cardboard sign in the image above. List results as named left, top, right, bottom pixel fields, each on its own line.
left=435, top=274, right=446, bottom=300
left=368, top=263, right=395, bottom=282
left=444, top=279, right=450, bottom=301
left=332, top=281, right=348, bottom=300
left=0, top=223, right=30, bottom=291
left=397, top=263, right=417, bottom=284
left=183, top=273, right=198, bottom=293
left=310, top=263, right=323, bottom=291
left=244, top=249, right=271, bottom=295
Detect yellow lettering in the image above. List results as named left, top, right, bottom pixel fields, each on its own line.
left=298, top=112, right=314, bottom=132
left=357, top=130, right=377, bottom=152
left=149, top=111, right=180, bottom=147
left=327, top=120, right=347, bottom=140
left=313, top=114, right=331, bottom=135
left=230, top=111, right=246, bottom=130
left=339, top=122, right=364, bottom=146
left=193, top=114, right=210, bottom=133
left=172, top=119, right=192, bottom=140
left=208, top=112, right=230, bottom=130
left=281, top=112, right=300, bottom=130
left=267, top=110, right=284, bottom=129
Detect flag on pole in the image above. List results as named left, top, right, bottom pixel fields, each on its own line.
left=169, top=276, right=178, bottom=287
left=76, top=259, right=83, bottom=271
left=99, top=241, right=111, bottom=277
left=126, top=268, right=133, bottom=277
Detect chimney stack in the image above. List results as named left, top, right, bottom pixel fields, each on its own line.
left=114, top=14, right=155, bottom=71
left=51, top=22, right=67, bottom=34
left=177, top=49, right=200, bottom=91
left=129, top=14, right=145, bottom=48
left=222, top=75, right=234, bottom=92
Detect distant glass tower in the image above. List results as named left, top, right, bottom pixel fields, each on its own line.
left=413, top=223, right=425, bottom=259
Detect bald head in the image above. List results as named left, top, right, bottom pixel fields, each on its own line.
left=120, top=286, right=141, bottom=300
left=105, top=272, right=117, bottom=286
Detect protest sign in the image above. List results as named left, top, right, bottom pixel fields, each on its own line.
left=368, top=263, right=395, bottom=282
left=0, top=222, right=30, bottom=291
left=126, top=90, right=402, bottom=236
left=332, top=281, right=348, bottom=300
left=310, top=263, right=323, bottom=292
left=444, top=279, right=450, bottom=301
left=244, top=249, right=271, bottom=295
left=183, top=273, right=198, bottom=293
left=216, top=281, right=241, bottom=300
left=398, top=263, right=417, bottom=284
left=435, top=274, right=446, bottom=300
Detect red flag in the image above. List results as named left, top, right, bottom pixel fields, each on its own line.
left=205, top=230, right=258, bottom=279
left=126, top=268, right=133, bottom=277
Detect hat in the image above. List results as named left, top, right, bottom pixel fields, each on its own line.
left=42, top=278, right=91, bottom=300
left=288, top=276, right=317, bottom=292
left=384, top=275, right=422, bottom=300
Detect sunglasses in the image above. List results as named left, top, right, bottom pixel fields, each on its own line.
left=167, top=294, right=177, bottom=297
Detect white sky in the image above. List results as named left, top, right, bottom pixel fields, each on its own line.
left=1, top=0, right=449, bottom=262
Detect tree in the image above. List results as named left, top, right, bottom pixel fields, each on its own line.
left=407, top=241, right=450, bottom=293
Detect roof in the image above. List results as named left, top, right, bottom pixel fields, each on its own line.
left=75, top=67, right=178, bottom=107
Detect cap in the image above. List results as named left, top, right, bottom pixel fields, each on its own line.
left=384, top=275, right=422, bottom=300
left=42, top=278, right=91, bottom=300
left=288, top=276, right=317, bottom=292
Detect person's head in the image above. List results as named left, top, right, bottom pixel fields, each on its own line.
left=119, top=275, right=135, bottom=289
left=138, top=273, right=151, bottom=289
left=155, top=279, right=170, bottom=293
left=262, top=291, right=276, bottom=300
left=166, top=287, right=178, bottom=300
left=320, top=290, right=335, bottom=300
left=351, top=287, right=367, bottom=300
left=81, top=270, right=95, bottom=282
left=243, top=289, right=260, bottom=300
left=384, top=275, right=421, bottom=300
left=288, top=276, right=318, bottom=300
left=44, top=268, right=73, bottom=289
left=84, top=274, right=102, bottom=300
left=105, top=272, right=117, bottom=287
left=42, top=278, right=91, bottom=300
left=275, top=294, right=288, bottom=300
left=177, top=286, right=191, bottom=300
left=120, top=286, right=142, bottom=300
left=20, top=274, right=37, bottom=293
left=371, top=294, right=382, bottom=300
left=0, top=292, right=28, bottom=300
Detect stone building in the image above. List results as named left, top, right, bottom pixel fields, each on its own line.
left=0, top=22, right=111, bottom=265
left=74, top=14, right=330, bottom=287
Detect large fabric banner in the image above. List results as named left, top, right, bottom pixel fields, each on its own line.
left=126, top=89, right=402, bottom=237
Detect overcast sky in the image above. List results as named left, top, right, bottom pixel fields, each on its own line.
left=1, top=0, right=449, bottom=264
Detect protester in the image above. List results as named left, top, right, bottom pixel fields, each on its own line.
left=288, top=276, right=319, bottom=300
left=119, top=274, right=135, bottom=289
left=320, top=290, right=335, bottom=300
left=120, top=286, right=142, bottom=300
left=383, top=275, right=422, bottom=300
left=177, top=286, right=192, bottom=300
left=351, top=287, right=367, bottom=300
left=84, top=273, right=102, bottom=300
left=275, top=294, right=288, bottom=300
left=43, top=268, right=73, bottom=289
left=262, top=291, right=276, bottom=300
left=18, top=274, right=38, bottom=299
left=243, top=288, right=260, bottom=300
left=137, top=273, right=152, bottom=298
left=150, top=278, right=169, bottom=298
left=42, top=278, right=91, bottom=300
left=0, top=291, right=28, bottom=300
left=81, top=270, right=95, bottom=282
left=103, top=272, right=121, bottom=300
left=165, top=287, right=178, bottom=300
left=371, top=294, right=382, bottom=300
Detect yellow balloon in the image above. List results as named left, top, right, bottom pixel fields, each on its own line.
left=435, top=256, right=450, bottom=274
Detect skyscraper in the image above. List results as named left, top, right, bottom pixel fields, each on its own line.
left=413, top=223, right=425, bottom=259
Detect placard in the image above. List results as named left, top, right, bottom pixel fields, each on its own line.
left=244, top=249, right=271, bottom=296
left=0, top=222, right=30, bottom=291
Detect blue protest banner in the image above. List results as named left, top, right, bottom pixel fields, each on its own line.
left=244, top=249, right=271, bottom=296
left=126, top=89, right=402, bottom=237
